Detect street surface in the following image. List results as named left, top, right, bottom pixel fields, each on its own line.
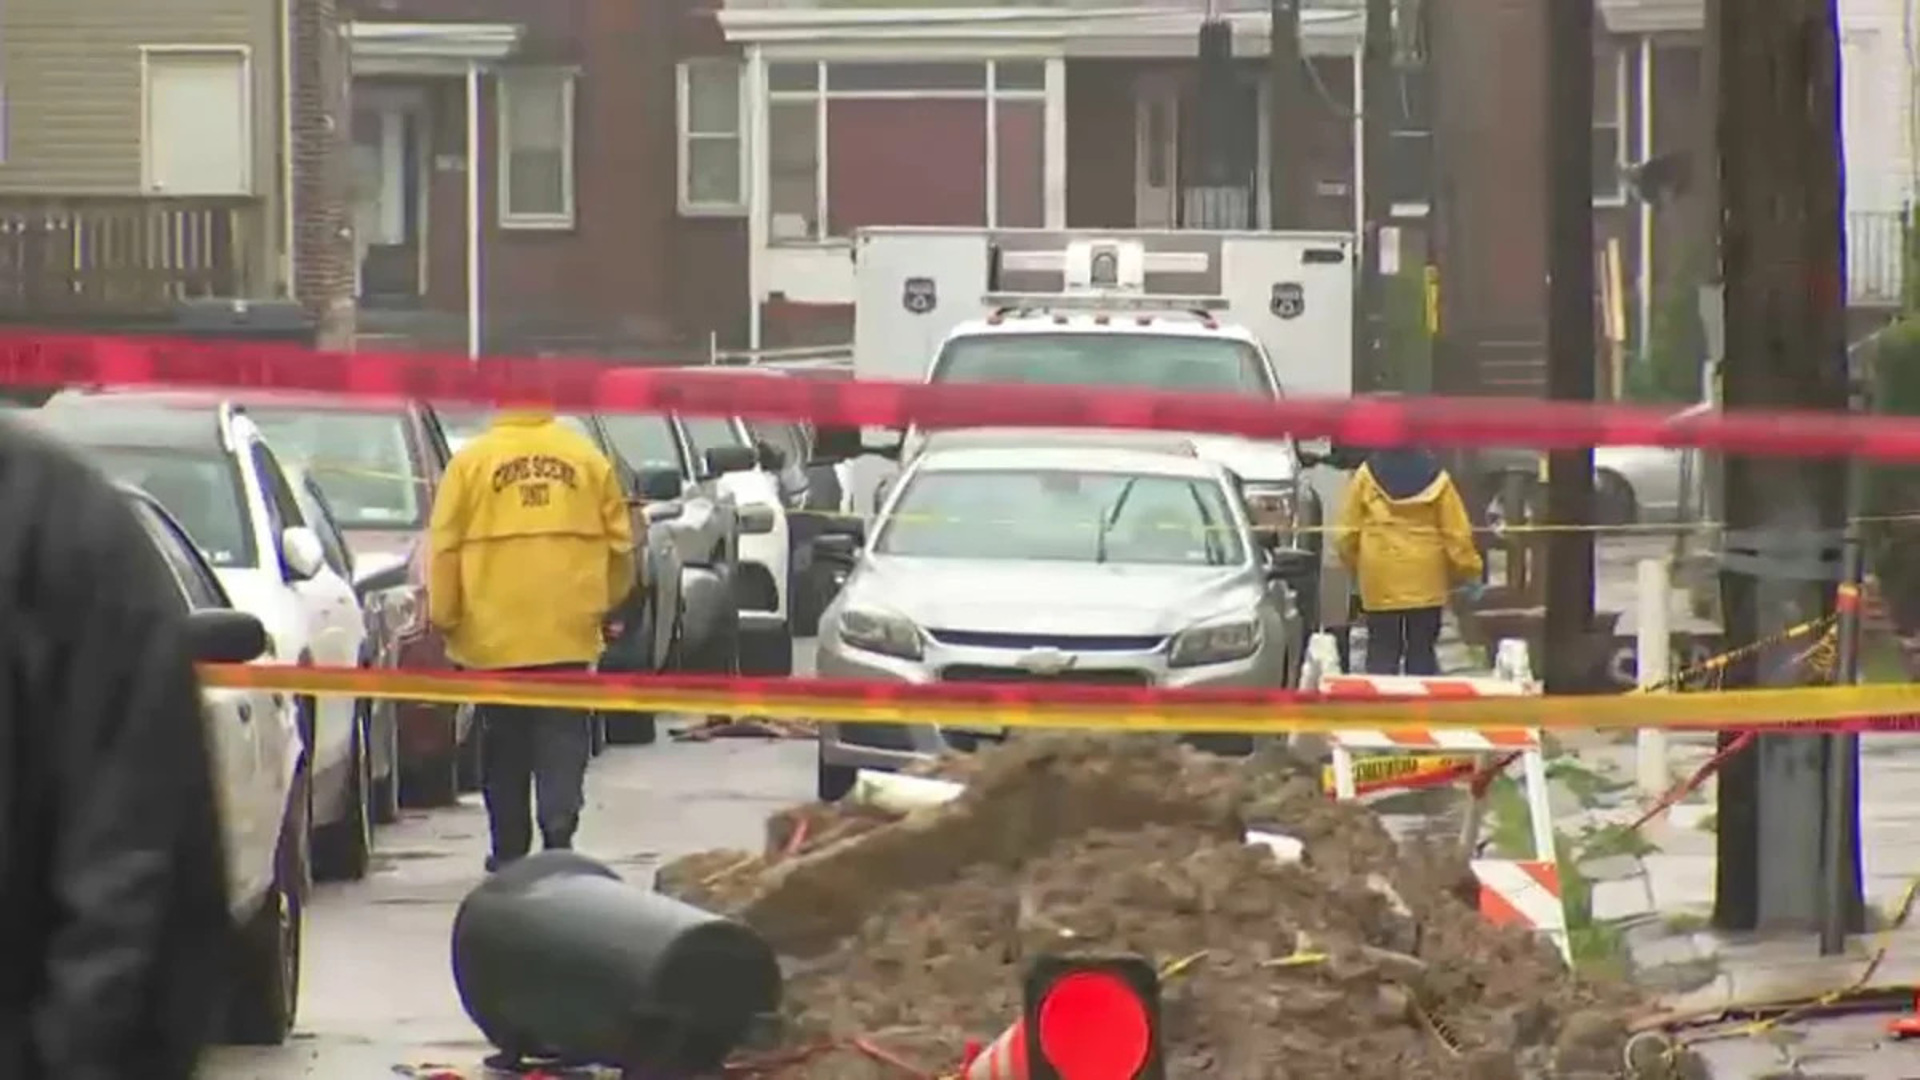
left=200, top=537, right=1853, bottom=1079
left=201, top=643, right=823, bottom=1080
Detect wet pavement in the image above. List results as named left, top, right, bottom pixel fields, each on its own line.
left=201, top=635, right=822, bottom=1080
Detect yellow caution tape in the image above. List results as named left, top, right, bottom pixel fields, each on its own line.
left=198, top=663, right=1920, bottom=734
left=1320, top=754, right=1480, bottom=793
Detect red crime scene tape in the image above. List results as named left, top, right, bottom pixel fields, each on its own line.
left=5, top=330, right=1920, bottom=458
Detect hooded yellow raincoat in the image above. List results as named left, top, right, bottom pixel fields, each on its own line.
left=427, top=411, right=636, bottom=669
left=1333, top=449, right=1483, bottom=612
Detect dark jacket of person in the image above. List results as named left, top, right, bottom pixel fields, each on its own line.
left=0, top=415, right=232, bottom=1080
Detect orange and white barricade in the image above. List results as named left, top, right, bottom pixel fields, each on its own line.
left=1301, top=637, right=1570, bottom=964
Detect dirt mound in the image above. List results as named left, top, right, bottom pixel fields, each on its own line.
left=655, top=735, right=1680, bottom=1079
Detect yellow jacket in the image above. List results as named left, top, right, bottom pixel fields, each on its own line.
left=427, top=412, right=636, bottom=669
left=1333, top=450, right=1483, bottom=612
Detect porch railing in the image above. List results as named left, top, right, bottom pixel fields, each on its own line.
left=1848, top=208, right=1905, bottom=308
left=0, top=195, right=265, bottom=319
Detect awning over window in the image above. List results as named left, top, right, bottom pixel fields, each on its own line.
left=348, top=22, right=525, bottom=77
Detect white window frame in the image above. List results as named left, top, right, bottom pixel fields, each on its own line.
left=1592, top=45, right=1631, bottom=207
left=764, top=58, right=1047, bottom=246
left=496, top=67, right=577, bottom=230
left=678, top=59, right=748, bottom=216
left=1387, top=47, right=1631, bottom=218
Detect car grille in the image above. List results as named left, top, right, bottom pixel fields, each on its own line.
left=925, top=629, right=1166, bottom=652
left=938, top=665, right=1153, bottom=686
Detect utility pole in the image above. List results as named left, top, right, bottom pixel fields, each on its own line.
left=1356, top=0, right=1394, bottom=390
left=1541, top=0, right=1597, bottom=695
left=1269, top=0, right=1310, bottom=229
left=1711, top=0, right=1861, bottom=937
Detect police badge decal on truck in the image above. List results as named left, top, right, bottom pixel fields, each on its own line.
left=1271, top=282, right=1305, bottom=319
left=903, top=277, right=937, bottom=314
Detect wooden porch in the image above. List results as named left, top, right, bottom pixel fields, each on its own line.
left=0, top=195, right=266, bottom=318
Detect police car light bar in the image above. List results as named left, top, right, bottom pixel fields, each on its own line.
left=983, top=292, right=1230, bottom=314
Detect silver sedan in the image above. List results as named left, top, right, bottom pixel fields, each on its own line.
left=811, top=440, right=1316, bottom=799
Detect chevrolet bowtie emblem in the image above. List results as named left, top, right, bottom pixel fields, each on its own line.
left=1015, top=647, right=1076, bottom=675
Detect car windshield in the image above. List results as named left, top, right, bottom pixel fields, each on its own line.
left=247, top=408, right=425, bottom=529
left=874, top=468, right=1246, bottom=566
left=596, top=413, right=684, bottom=472
left=929, top=332, right=1277, bottom=397
left=88, top=447, right=257, bottom=568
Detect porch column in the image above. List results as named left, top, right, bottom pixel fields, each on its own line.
left=1044, top=57, right=1067, bottom=228
left=746, top=46, right=768, bottom=351
left=1636, top=34, right=1655, bottom=364
left=466, top=60, right=482, bottom=360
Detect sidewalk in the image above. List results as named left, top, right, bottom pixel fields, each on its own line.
left=1555, top=733, right=1920, bottom=1075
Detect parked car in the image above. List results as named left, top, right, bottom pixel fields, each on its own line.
left=123, top=485, right=307, bottom=1044
left=34, top=390, right=376, bottom=882
left=603, top=369, right=797, bottom=676
left=283, top=463, right=400, bottom=824
left=812, top=432, right=1316, bottom=800
left=1472, top=402, right=1711, bottom=528
left=243, top=397, right=478, bottom=806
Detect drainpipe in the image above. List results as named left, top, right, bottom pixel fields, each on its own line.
left=466, top=59, right=481, bottom=360
left=280, top=0, right=297, bottom=298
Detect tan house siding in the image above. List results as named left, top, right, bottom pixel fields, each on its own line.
left=0, top=0, right=288, bottom=294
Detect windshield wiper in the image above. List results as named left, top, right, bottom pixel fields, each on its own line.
left=1094, top=477, right=1141, bottom=564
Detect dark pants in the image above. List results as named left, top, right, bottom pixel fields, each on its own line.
left=478, top=662, right=593, bottom=867
left=1364, top=607, right=1443, bottom=676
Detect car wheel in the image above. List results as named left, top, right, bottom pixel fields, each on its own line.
left=1597, top=471, right=1638, bottom=526
left=227, top=766, right=308, bottom=1046
left=605, top=711, right=658, bottom=745
left=739, top=621, right=795, bottom=677
left=816, top=746, right=856, bottom=803
left=370, top=703, right=401, bottom=826
left=313, top=707, right=372, bottom=882
left=399, top=708, right=461, bottom=809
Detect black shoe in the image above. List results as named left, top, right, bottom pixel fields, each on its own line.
left=541, top=831, right=573, bottom=852
left=482, top=1049, right=523, bottom=1073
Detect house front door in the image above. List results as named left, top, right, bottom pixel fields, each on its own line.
left=352, top=88, right=427, bottom=305
left=1134, top=73, right=1182, bottom=228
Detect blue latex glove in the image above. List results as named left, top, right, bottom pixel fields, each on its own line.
left=1455, top=582, right=1488, bottom=604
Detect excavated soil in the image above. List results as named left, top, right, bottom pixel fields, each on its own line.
left=655, top=735, right=1693, bottom=1079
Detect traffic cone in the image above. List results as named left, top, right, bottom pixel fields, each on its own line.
left=962, top=1019, right=1027, bottom=1080
left=1887, top=991, right=1920, bottom=1038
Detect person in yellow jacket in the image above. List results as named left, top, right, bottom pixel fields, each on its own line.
left=1333, top=446, right=1483, bottom=675
left=428, top=410, right=636, bottom=873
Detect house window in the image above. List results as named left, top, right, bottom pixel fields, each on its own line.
left=764, top=59, right=1048, bottom=244
left=1593, top=44, right=1628, bottom=202
left=497, top=68, right=575, bottom=229
left=1386, top=65, right=1432, bottom=214
left=1386, top=48, right=1630, bottom=214
left=678, top=59, right=745, bottom=214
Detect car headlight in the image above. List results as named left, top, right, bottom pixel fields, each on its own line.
left=1169, top=618, right=1262, bottom=667
left=1242, top=485, right=1297, bottom=545
left=837, top=607, right=924, bottom=660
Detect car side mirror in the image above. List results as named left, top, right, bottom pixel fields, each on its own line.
left=1265, top=545, right=1318, bottom=583
left=813, top=533, right=860, bottom=563
left=635, top=467, right=685, bottom=502
left=187, top=609, right=269, bottom=664
left=281, top=526, right=326, bottom=581
left=754, top=440, right=787, bottom=471
left=861, top=427, right=905, bottom=461
left=703, top=444, right=760, bottom=478
left=352, top=558, right=408, bottom=598
left=810, top=425, right=863, bottom=465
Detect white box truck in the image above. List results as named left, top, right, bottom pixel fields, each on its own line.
left=846, top=226, right=1359, bottom=632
